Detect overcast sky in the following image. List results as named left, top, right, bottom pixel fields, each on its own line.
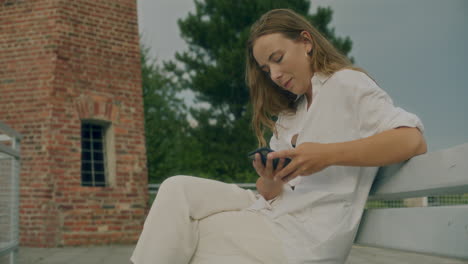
left=137, top=0, right=468, bottom=152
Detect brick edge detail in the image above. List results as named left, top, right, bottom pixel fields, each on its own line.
left=75, top=94, right=120, bottom=123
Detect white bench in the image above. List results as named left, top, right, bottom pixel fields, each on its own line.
left=354, top=142, right=468, bottom=260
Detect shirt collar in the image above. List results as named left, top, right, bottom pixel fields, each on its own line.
left=294, top=72, right=331, bottom=102
left=312, top=72, right=331, bottom=85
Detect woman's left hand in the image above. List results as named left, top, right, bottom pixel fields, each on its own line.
left=268, top=142, right=334, bottom=183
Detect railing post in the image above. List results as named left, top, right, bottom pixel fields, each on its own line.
left=0, top=121, right=22, bottom=264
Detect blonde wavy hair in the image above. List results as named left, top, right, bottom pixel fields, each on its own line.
left=246, top=9, right=364, bottom=146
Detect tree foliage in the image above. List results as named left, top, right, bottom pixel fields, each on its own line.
left=175, top=1, right=352, bottom=120
left=141, top=45, right=193, bottom=183
left=143, top=0, right=354, bottom=183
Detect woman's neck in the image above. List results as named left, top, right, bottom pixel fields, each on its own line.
left=305, top=84, right=313, bottom=110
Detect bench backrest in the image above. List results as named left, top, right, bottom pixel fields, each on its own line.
left=354, top=143, right=468, bottom=259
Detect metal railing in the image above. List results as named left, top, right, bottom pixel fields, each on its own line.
left=0, top=121, right=22, bottom=264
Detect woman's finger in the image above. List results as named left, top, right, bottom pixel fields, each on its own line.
left=275, top=158, right=285, bottom=172
left=265, top=154, right=273, bottom=173
left=281, top=168, right=301, bottom=183
left=253, top=154, right=263, bottom=173
left=268, top=149, right=294, bottom=160
left=252, top=160, right=260, bottom=172
left=280, top=167, right=300, bottom=183
left=274, top=160, right=297, bottom=181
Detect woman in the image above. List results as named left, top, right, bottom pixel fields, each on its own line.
left=131, top=9, right=426, bottom=264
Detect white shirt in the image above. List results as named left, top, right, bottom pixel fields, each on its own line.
left=247, top=69, right=424, bottom=263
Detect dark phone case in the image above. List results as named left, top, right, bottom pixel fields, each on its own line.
left=248, top=147, right=291, bottom=170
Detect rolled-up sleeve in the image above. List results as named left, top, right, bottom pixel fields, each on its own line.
left=353, top=72, right=424, bottom=138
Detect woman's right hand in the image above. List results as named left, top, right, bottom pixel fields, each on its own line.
left=252, top=153, right=285, bottom=200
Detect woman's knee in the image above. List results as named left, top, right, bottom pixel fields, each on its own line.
left=159, top=175, right=193, bottom=193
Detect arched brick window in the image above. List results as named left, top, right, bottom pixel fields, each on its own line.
left=76, top=95, right=118, bottom=187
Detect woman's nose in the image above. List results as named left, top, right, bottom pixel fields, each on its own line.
left=270, top=66, right=283, bottom=81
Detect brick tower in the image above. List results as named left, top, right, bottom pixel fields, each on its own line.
left=0, top=0, right=147, bottom=247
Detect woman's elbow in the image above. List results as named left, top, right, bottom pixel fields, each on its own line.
left=413, top=128, right=427, bottom=156
left=398, top=126, right=427, bottom=158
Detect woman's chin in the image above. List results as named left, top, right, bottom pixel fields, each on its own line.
left=289, top=88, right=303, bottom=96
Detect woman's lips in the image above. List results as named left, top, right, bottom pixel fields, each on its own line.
left=283, top=78, right=292, bottom=89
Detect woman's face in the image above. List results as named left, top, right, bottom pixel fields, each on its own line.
left=253, top=32, right=314, bottom=96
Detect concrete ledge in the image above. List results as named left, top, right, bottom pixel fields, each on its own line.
left=348, top=245, right=468, bottom=264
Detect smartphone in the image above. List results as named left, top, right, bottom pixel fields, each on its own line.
left=247, top=147, right=291, bottom=170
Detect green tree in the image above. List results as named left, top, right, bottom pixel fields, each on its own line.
left=163, top=0, right=353, bottom=183
left=141, top=44, right=195, bottom=183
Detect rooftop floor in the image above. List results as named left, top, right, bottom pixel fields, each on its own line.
left=15, top=245, right=468, bottom=264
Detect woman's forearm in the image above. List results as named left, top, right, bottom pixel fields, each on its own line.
left=329, top=127, right=427, bottom=167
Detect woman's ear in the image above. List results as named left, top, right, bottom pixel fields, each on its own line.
left=300, top=31, right=313, bottom=54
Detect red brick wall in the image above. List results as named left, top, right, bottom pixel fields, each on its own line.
left=0, top=0, right=147, bottom=247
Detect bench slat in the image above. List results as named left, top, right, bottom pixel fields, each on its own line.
left=369, top=143, right=468, bottom=200
left=355, top=205, right=468, bottom=259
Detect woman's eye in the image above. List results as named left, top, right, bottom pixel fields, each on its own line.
left=275, top=55, right=283, bottom=63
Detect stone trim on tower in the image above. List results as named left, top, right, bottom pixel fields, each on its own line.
left=75, top=95, right=120, bottom=124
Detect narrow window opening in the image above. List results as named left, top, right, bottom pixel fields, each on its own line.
left=81, top=121, right=108, bottom=187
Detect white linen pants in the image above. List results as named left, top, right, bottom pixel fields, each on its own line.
left=131, top=175, right=286, bottom=264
